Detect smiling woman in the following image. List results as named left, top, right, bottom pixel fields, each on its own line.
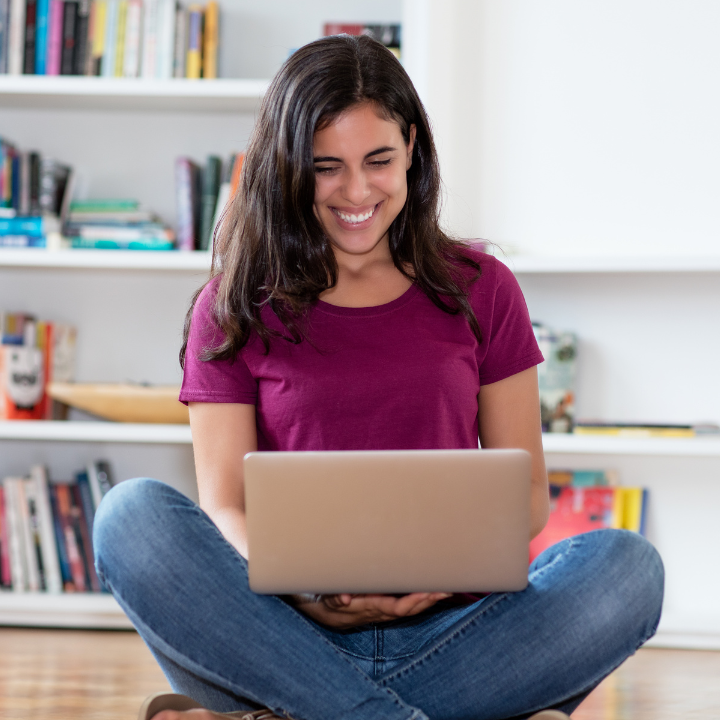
left=92, top=34, right=664, bottom=720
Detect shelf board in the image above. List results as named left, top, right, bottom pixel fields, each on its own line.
left=0, top=247, right=213, bottom=271
left=542, top=433, right=720, bottom=457
left=499, top=254, right=720, bottom=274
left=0, top=420, right=192, bottom=444
left=0, top=591, right=132, bottom=628
left=0, top=76, right=269, bottom=112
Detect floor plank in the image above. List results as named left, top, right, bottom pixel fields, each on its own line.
left=0, top=628, right=719, bottom=719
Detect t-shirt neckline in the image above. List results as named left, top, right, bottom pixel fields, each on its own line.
left=315, top=283, right=421, bottom=317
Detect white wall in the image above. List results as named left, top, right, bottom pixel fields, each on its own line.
left=407, top=0, right=720, bottom=257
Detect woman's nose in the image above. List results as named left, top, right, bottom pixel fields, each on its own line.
left=343, top=168, right=371, bottom=205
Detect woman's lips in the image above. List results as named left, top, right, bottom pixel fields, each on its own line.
left=330, top=202, right=381, bottom=229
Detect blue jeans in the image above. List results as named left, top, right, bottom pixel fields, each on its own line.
left=94, top=478, right=664, bottom=720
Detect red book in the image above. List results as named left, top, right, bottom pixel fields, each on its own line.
left=529, top=486, right=623, bottom=562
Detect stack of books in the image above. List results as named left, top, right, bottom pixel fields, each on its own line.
left=573, top=421, right=720, bottom=438
left=66, top=199, right=175, bottom=250
left=0, top=137, right=73, bottom=247
left=0, top=312, right=76, bottom=420
left=0, top=461, right=116, bottom=593
left=323, top=23, right=401, bottom=59
left=0, top=0, right=219, bottom=79
left=175, top=151, right=241, bottom=251
left=529, top=469, right=648, bottom=562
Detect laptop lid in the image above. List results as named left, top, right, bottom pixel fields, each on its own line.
left=244, top=449, right=531, bottom=595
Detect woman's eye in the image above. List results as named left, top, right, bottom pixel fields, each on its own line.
left=314, top=166, right=340, bottom=175
left=369, top=159, right=392, bottom=167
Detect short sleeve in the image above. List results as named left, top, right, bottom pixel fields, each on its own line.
left=475, top=257, right=544, bottom=385
left=179, top=277, right=258, bottom=405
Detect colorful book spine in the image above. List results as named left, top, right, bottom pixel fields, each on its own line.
left=199, top=154, right=221, bottom=251
left=71, top=483, right=101, bottom=592
left=49, top=484, right=75, bottom=590
left=34, top=0, right=50, bottom=73
left=16, top=479, right=41, bottom=591
left=175, top=156, right=200, bottom=250
left=3, top=479, right=28, bottom=591
left=89, top=0, right=106, bottom=75
left=45, top=0, right=64, bottom=74
left=113, top=0, right=126, bottom=76
left=202, top=0, right=217, bottom=79
left=54, top=483, right=87, bottom=592
left=185, top=4, right=201, bottom=79
left=0, top=215, right=44, bottom=236
left=0, top=486, right=11, bottom=587
left=155, top=0, right=175, bottom=78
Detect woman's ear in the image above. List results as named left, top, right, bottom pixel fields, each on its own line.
left=406, top=125, right=417, bottom=170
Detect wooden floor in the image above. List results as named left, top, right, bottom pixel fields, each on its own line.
left=0, top=628, right=719, bottom=720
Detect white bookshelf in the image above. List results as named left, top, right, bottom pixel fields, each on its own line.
left=0, top=420, right=191, bottom=444
left=499, top=254, right=720, bottom=274
left=0, top=591, right=131, bottom=629
left=0, top=76, right=269, bottom=112
left=0, top=248, right=213, bottom=271
left=541, top=433, right=720, bottom=457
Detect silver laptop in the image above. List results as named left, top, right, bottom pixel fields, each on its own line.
left=244, top=449, right=531, bottom=595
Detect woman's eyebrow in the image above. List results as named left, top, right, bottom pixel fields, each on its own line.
left=313, top=146, right=398, bottom=163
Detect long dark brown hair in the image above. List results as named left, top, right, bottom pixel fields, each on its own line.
left=180, top=34, right=482, bottom=368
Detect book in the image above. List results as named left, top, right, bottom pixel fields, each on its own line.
left=155, top=0, right=175, bottom=78
left=29, top=465, right=63, bottom=593
left=16, top=478, right=41, bottom=591
left=546, top=468, right=618, bottom=487
left=3, top=478, right=29, bottom=590
left=185, top=3, right=201, bottom=79
left=86, top=459, right=114, bottom=510
left=23, top=0, right=38, bottom=74
left=45, top=0, right=63, bottom=74
left=60, top=0, right=77, bottom=75
left=48, top=483, right=75, bottom=590
left=53, top=482, right=87, bottom=591
left=88, top=0, right=105, bottom=75
left=0, top=0, right=10, bottom=74
left=112, top=0, right=125, bottom=75
left=121, top=0, right=140, bottom=76
left=28, top=150, right=41, bottom=214
left=23, top=476, right=47, bottom=590
left=0, top=485, right=11, bottom=587
left=7, top=0, right=26, bottom=74
left=100, top=0, right=116, bottom=77
left=139, top=0, right=158, bottom=77
left=34, top=0, right=49, bottom=73
left=71, top=482, right=101, bottom=591
left=0, top=215, right=44, bottom=235
left=172, top=3, right=186, bottom=78
left=202, top=0, right=217, bottom=79
left=175, top=156, right=201, bottom=250
left=73, top=0, right=90, bottom=74
left=199, top=154, right=221, bottom=251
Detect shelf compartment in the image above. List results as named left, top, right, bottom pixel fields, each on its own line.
left=542, top=433, right=720, bottom=457
left=0, top=421, right=192, bottom=444
left=0, top=76, right=269, bottom=112
left=0, top=592, right=132, bottom=629
left=0, top=248, right=213, bottom=271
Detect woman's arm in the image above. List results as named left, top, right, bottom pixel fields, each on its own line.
left=189, top=401, right=258, bottom=558
left=478, top=366, right=550, bottom=539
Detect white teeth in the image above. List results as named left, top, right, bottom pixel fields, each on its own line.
left=335, top=206, right=376, bottom=224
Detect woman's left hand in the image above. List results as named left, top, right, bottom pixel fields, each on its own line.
left=292, top=592, right=452, bottom=629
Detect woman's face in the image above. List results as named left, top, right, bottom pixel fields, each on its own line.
left=312, top=103, right=416, bottom=261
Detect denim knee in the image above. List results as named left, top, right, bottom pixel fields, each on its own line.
left=93, top=477, right=183, bottom=586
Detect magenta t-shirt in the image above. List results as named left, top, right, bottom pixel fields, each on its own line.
left=180, top=250, right=543, bottom=451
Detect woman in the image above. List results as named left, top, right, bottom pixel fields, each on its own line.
left=94, top=35, right=664, bottom=720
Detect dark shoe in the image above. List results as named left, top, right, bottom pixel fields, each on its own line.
left=138, top=693, right=283, bottom=720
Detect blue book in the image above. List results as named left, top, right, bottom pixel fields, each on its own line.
left=35, top=0, right=50, bottom=74
left=102, top=0, right=118, bottom=78
left=0, top=216, right=44, bottom=236
left=48, top=485, right=73, bottom=590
